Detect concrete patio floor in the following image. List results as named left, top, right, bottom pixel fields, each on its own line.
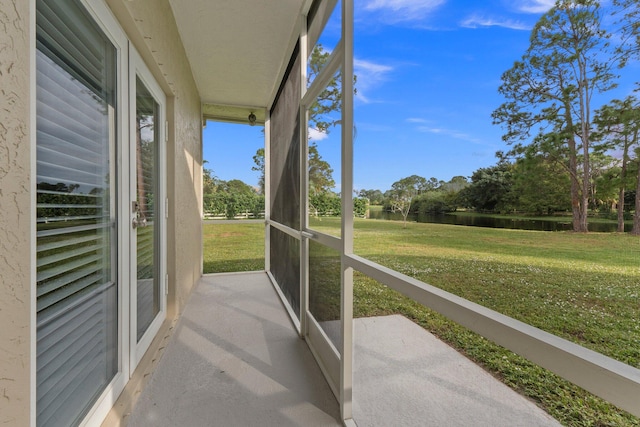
left=127, top=272, right=560, bottom=426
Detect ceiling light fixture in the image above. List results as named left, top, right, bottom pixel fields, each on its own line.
left=248, top=112, right=256, bottom=126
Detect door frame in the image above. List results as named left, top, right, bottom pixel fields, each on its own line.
left=128, top=44, right=168, bottom=372
left=298, top=0, right=354, bottom=422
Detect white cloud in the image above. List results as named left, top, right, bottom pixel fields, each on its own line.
left=406, top=117, right=428, bottom=123
left=308, top=127, right=329, bottom=141
left=354, top=59, right=393, bottom=76
left=515, top=0, right=555, bottom=14
left=360, top=0, right=446, bottom=22
left=460, top=15, right=530, bottom=31
left=354, top=58, right=393, bottom=103
left=417, top=126, right=482, bottom=143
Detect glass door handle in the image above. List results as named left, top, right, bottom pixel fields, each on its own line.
left=132, top=201, right=147, bottom=229
left=132, top=216, right=147, bottom=229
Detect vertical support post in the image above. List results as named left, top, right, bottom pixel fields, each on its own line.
left=341, top=0, right=355, bottom=422
left=29, top=1, right=37, bottom=424
left=299, top=13, right=310, bottom=338
left=264, top=111, right=271, bottom=273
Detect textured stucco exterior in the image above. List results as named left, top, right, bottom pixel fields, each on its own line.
left=105, top=0, right=203, bottom=318
left=0, top=0, right=33, bottom=425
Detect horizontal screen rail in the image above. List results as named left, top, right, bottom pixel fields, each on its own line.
left=268, top=220, right=301, bottom=240
left=346, top=254, right=640, bottom=417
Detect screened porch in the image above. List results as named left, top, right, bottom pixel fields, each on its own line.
left=113, top=0, right=640, bottom=425
left=152, top=0, right=640, bottom=425
left=124, top=272, right=561, bottom=426
left=13, top=0, right=640, bottom=426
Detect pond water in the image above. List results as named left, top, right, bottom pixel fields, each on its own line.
left=367, top=210, right=629, bottom=233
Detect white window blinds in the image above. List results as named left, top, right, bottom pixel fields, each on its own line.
left=36, top=0, right=118, bottom=425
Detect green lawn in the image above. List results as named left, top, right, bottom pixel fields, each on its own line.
left=451, top=210, right=633, bottom=225
left=202, top=221, right=265, bottom=273
left=203, top=219, right=640, bottom=426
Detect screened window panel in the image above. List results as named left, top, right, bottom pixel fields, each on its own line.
left=307, top=0, right=341, bottom=89
left=307, top=66, right=343, bottom=237
left=270, top=44, right=301, bottom=230
left=269, top=45, right=302, bottom=318
left=36, top=0, right=118, bottom=425
left=309, top=240, right=342, bottom=353
left=269, top=228, right=301, bottom=318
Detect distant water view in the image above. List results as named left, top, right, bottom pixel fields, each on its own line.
left=367, top=210, right=629, bottom=233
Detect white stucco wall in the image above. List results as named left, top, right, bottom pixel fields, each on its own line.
left=106, top=0, right=203, bottom=317
left=0, top=0, right=33, bottom=425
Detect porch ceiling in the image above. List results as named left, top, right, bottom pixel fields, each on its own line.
left=168, top=0, right=307, bottom=122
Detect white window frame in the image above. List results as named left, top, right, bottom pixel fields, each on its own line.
left=70, top=0, right=130, bottom=425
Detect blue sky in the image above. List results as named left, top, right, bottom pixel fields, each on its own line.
left=203, top=0, right=639, bottom=193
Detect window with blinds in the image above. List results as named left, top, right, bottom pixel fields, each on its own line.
left=36, top=0, right=118, bottom=425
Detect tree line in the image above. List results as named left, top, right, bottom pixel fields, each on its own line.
left=491, top=0, right=640, bottom=233
left=204, top=1, right=640, bottom=234
left=364, top=1, right=637, bottom=234
left=202, top=42, right=366, bottom=219
left=202, top=166, right=367, bottom=219
left=203, top=170, right=265, bottom=219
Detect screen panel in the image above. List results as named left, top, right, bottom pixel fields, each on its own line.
left=270, top=227, right=301, bottom=318
left=309, top=240, right=342, bottom=353
left=307, top=65, right=343, bottom=237
left=270, top=45, right=302, bottom=230
left=269, top=44, right=303, bottom=318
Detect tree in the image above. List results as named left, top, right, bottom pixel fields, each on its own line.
left=512, top=152, right=571, bottom=215
left=252, top=44, right=357, bottom=196
left=437, top=176, right=470, bottom=211
left=461, top=163, right=516, bottom=212
left=202, top=177, right=263, bottom=219
left=394, top=175, right=430, bottom=195
left=440, top=176, right=469, bottom=193
left=592, top=163, right=623, bottom=213
left=308, top=143, right=335, bottom=195
left=492, top=0, right=620, bottom=232
left=218, top=179, right=257, bottom=196
left=251, top=148, right=265, bottom=194
left=357, top=189, right=384, bottom=205
left=385, top=175, right=426, bottom=228
left=252, top=143, right=336, bottom=196
left=612, top=0, right=640, bottom=235
left=633, top=150, right=640, bottom=235
left=588, top=151, right=619, bottom=212
left=415, top=192, right=457, bottom=214
left=594, top=96, right=640, bottom=233
left=613, top=0, right=640, bottom=65
left=203, top=162, right=220, bottom=195
left=308, top=44, right=357, bottom=134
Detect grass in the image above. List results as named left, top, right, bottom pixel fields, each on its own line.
left=451, top=210, right=633, bottom=226
left=203, top=218, right=640, bottom=426
left=202, top=222, right=264, bottom=272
